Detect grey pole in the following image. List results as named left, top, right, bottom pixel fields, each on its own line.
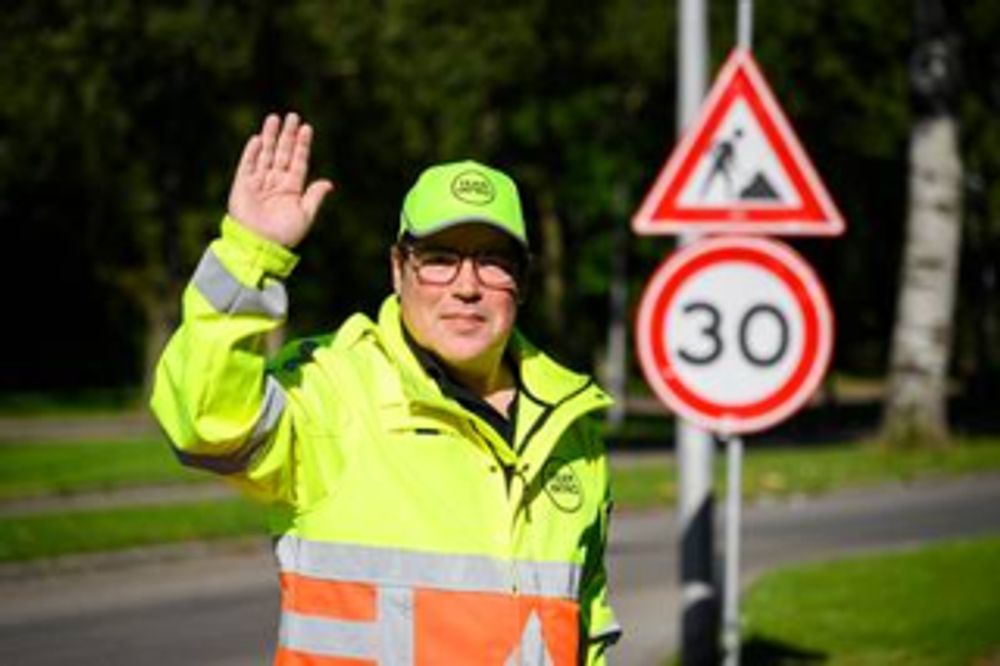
left=737, top=0, right=754, bottom=50
left=722, top=6, right=753, bottom=666
left=678, top=424, right=718, bottom=665
left=722, top=435, right=744, bottom=666
left=676, top=1, right=718, bottom=664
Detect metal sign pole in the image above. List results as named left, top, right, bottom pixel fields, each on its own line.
left=724, top=5, right=752, bottom=666
left=722, top=434, right=744, bottom=666
left=738, top=0, right=754, bottom=49
left=677, top=0, right=718, bottom=663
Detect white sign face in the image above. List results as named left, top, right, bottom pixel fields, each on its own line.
left=676, top=97, right=803, bottom=210
left=636, top=237, right=834, bottom=434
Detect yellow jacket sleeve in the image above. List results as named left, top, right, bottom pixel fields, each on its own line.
left=150, top=215, right=299, bottom=504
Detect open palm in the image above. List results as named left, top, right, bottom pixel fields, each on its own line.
left=227, top=113, right=333, bottom=248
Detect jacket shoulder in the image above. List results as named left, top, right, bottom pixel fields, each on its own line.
left=268, top=313, right=380, bottom=373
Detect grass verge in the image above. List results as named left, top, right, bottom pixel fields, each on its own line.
left=739, top=535, right=1000, bottom=665
left=3, top=435, right=1000, bottom=563
left=0, top=438, right=205, bottom=500
left=0, top=499, right=269, bottom=562
left=611, top=436, right=1000, bottom=509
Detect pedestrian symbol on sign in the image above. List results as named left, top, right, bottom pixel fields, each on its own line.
left=698, top=128, right=781, bottom=204
left=682, top=97, right=799, bottom=211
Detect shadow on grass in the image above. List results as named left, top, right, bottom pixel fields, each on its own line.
left=741, top=635, right=827, bottom=665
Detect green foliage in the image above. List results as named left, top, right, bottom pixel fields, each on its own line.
left=0, top=1, right=265, bottom=390
left=2, top=0, right=1000, bottom=396
left=741, top=536, right=1000, bottom=665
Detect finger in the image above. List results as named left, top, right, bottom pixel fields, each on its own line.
left=259, top=114, right=281, bottom=171
left=301, top=179, right=335, bottom=222
left=287, top=123, right=314, bottom=187
left=273, top=112, right=300, bottom=172
left=237, top=135, right=262, bottom=178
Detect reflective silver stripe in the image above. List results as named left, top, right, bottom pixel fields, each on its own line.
left=515, top=559, right=582, bottom=598
left=276, top=536, right=581, bottom=599
left=174, top=375, right=286, bottom=475
left=251, top=375, right=286, bottom=442
left=378, top=587, right=414, bottom=664
left=279, top=611, right=375, bottom=660
left=193, top=247, right=288, bottom=318
left=504, top=612, right=555, bottom=666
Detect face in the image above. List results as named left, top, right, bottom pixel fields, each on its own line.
left=392, top=223, right=522, bottom=376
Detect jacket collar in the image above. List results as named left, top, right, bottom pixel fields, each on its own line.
left=369, top=296, right=612, bottom=467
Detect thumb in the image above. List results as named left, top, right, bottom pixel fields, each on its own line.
left=302, top=179, right=335, bottom=223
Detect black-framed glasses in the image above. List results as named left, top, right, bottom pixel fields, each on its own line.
left=403, top=245, right=523, bottom=290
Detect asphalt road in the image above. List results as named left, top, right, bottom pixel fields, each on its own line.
left=1, top=473, right=998, bottom=666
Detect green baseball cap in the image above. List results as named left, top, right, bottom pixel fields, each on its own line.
left=399, top=160, right=528, bottom=249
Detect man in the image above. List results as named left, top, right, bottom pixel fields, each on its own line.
left=151, top=112, right=619, bottom=665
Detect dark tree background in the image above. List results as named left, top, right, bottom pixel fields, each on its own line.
left=2, top=0, right=998, bottom=419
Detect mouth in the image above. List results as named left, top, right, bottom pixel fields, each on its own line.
left=441, top=312, right=487, bottom=328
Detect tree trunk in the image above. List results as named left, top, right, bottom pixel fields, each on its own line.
left=883, top=117, right=962, bottom=449
left=604, top=182, right=630, bottom=429
left=883, top=0, right=962, bottom=449
left=537, top=190, right=566, bottom=341
left=141, top=290, right=177, bottom=405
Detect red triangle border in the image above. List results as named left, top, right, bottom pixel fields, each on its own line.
left=633, top=48, right=845, bottom=236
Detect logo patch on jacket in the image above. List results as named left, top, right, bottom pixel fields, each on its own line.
left=542, top=458, right=584, bottom=513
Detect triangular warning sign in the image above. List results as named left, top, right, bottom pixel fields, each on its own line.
left=633, top=48, right=845, bottom=236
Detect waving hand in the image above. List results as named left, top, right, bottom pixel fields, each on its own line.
left=228, top=112, right=334, bottom=248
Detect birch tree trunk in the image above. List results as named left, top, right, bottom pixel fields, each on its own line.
left=882, top=0, right=962, bottom=450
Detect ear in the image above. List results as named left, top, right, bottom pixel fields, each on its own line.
left=390, top=246, right=403, bottom=295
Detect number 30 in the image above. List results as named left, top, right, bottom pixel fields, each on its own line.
left=678, top=302, right=789, bottom=367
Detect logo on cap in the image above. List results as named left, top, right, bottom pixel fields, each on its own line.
left=451, top=170, right=496, bottom=205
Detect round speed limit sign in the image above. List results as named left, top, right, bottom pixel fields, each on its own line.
left=636, top=236, right=833, bottom=434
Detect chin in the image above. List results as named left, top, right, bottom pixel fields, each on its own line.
left=437, top=342, right=492, bottom=366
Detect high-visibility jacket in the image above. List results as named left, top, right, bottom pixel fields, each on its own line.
left=151, top=217, right=621, bottom=665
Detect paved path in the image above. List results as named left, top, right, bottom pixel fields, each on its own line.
left=1, top=473, right=998, bottom=665
left=0, top=483, right=233, bottom=518
left=0, top=411, right=159, bottom=444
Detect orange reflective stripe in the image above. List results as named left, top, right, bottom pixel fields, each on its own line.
left=274, top=646, right=373, bottom=666
left=281, top=573, right=377, bottom=622
left=517, top=597, right=579, bottom=665
left=413, top=589, right=579, bottom=665
left=415, top=589, right=517, bottom=665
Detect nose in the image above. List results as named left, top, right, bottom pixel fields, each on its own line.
left=451, top=257, right=482, bottom=298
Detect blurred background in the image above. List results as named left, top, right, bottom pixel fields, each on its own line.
left=1, top=0, right=997, bottom=441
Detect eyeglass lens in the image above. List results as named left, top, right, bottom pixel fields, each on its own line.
left=410, top=248, right=519, bottom=289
